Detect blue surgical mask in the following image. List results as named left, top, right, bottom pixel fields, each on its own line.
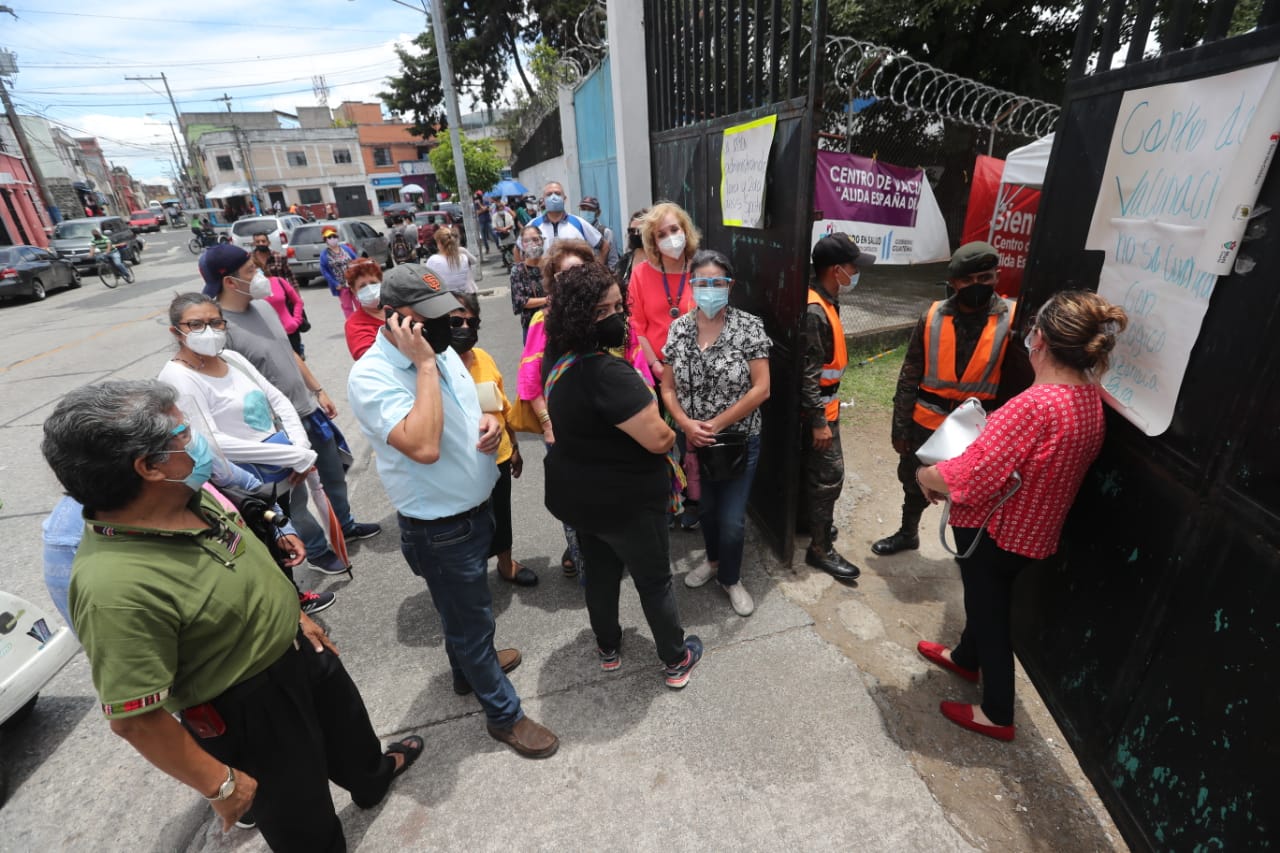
left=163, top=428, right=214, bottom=491
left=545, top=194, right=565, bottom=213
left=692, top=285, right=730, bottom=318
left=837, top=266, right=860, bottom=294
left=580, top=210, right=597, bottom=224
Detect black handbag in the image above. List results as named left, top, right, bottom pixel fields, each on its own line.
left=698, top=432, right=749, bottom=482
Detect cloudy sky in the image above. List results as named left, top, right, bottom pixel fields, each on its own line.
left=0, top=1, right=436, bottom=186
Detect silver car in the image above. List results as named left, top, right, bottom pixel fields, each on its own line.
left=229, top=215, right=306, bottom=252
left=289, top=220, right=390, bottom=287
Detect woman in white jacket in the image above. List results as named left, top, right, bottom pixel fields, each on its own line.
left=424, top=225, right=481, bottom=293
left=157, top=293, right=317, bottom=484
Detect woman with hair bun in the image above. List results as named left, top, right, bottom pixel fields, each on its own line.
left=914, top=290, right=1128, bottom=742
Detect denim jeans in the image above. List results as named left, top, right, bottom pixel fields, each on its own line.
left=699, top=434, right=761, bottom=586
left=397, top=507, right=523, bottom=728
left=290, top=419, right=355, bottom=557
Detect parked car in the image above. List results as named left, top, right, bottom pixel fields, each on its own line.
left=229, top=215, right=306, bottom=252
left=0, top=245, right=80, bottom=302
left=288, top=220, right=390, bottom=287
left=382, top=202, right=420, bottom=227
left=425, top=203, right=469, bottom=247
left=128, top=209, right=162, bottom=233
left=0, top=588, right=80, bottom=732
left=49, top=216, right=144, bottom=269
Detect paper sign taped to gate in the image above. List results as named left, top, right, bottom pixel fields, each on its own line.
left=721, top=115, right=777, bottom=228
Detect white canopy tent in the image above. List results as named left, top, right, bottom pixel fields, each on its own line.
left=399, top=184, right=426, bottom=196
left=205, top=181, right=253, bottom=200
left=1000, top=133, right=1053, bottom=189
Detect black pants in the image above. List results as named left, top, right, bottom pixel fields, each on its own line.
left=576, top=509, right=686, bottom=665
left=948, top=527, right=1031, bottom=727
left=189, top=637, right=393, bottom=853
left=488, top=459, right=513, bottom=557
left=894, top=422, right=935, bottom=526
left=803, top=417, right=843, bottom=551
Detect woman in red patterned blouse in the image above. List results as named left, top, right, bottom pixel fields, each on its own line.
left=915, top=290, right=1128, bottom=741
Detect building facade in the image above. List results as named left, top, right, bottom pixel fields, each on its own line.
left=333, top=101, right=435, bottom=210
left=13, top=116, right=105, bottom=221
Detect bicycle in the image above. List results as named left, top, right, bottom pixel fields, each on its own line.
left=94, top=250, right=134, bottom=288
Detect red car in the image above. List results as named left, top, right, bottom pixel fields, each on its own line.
left=128, top=209, right=161, bottom=233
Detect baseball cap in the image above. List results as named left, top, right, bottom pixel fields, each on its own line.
left=321, top=226, right=339, bottom=238
left=812, top=232, right=875, bottom=271
left=199, top=244, right=251, bottom=296
left=379, top=264, right=458, bottom=319
left=579, top=196, right=600, bottom=211
left=948, top=242, right=999, bottom=278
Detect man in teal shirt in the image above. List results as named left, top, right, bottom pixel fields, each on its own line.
left=89, top=228, right=129, bottom=279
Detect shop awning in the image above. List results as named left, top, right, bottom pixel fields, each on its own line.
left=205, top=182, right=253, bottom=200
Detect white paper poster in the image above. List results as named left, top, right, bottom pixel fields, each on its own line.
left=721, top=115, right=776, bottom=228
left=1085, top=61, right=1280, bottom=436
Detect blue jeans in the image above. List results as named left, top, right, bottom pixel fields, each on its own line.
left=397, top=507, right=523, bottom=728
left=699, top=434, right=761, bottom=586
left=290, top=419, right=355, bottom=557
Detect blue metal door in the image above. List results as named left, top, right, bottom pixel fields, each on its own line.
left=574, top=56, right=620, bottom=246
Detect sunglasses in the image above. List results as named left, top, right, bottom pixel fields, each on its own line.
left=449, top=316, right=480, bottom=329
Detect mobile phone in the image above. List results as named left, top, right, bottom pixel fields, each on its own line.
left=183, top=702, right=227, bottom=738
left=384, top=309, right=420, bottom=333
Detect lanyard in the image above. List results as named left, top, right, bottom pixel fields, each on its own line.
left=662, top=268, right=688, bottom=318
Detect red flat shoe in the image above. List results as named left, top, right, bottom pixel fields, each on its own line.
left=918, top=641, right=979, bottom=683
left=939, top=701, right=1015, bottom=741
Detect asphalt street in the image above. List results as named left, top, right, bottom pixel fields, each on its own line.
left=0, top=224, right=974, bottom=851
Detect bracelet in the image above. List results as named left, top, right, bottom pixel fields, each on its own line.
left=537, top=410, right=551, bottom=425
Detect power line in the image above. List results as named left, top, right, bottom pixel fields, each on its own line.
left=7, top=8, right=405, bottom=35
left=10, top=62, right=396, bottom=97
left=8, top=75, right=393, bottom=109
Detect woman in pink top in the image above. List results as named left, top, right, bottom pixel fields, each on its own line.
left=254, top=245, right=308, bottom=356
left=915, top=291, right=1128, bottom=742
left=627, top=202, right=700, bottom=383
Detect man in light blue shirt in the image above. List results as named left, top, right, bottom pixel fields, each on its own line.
left=347, top=265, right=559, bottom=760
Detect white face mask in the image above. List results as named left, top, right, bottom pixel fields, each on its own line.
left=356, top=283, right=382, bottom=307
left=837, top=266, right=860, bottom=294
left=245, top=270, right=272, bottom=299
left=658, top=231, right=686, bottom=259
left=185, top=327, right=227, bottom=357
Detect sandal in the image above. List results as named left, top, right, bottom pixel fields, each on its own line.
left=561, top=548, right=578, bottom=577
left=499, top=561, right=539, bottom=587
left=386, top=734, right=425, bottom=777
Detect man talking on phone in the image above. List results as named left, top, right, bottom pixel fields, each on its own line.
left=347, top=265, right=560, bottom=759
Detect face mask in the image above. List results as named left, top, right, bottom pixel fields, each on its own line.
left=356, top=283, right=381, bottom=307
left=837, top=266, right=860, bottom=295
left=423, top=315, right=454, bottom=354
left=628, top=230, right=643, bottom=251
left=1024, top=328, right=1038, bottom=352
left=450, top=327, right=478, bottom=353
left=596, top=312, right=627, bottom=349
left=693, top=286, right=729, bottom=318
left=580, top=210, right=597, bottom=224
left=247, top=270, right=272, bottom=299
left=523, top=242, right=544, bottom=259
left=163, top=431, right=214, bottom=491
left=658, top=231, right=686, bottom=259
left=544, top=194, right=565, bottom=213
left=956, top=283, right=994, bottom=308
left=184, top=326, right=227, bottom=357
left=325, top=236, right=339, bottom=246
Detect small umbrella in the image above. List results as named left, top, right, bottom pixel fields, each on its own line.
left=305, top=470, right=351, bottom=574
left=400, top=184, right=426, bottom=196
left=489, top=178, right=529, bottom=198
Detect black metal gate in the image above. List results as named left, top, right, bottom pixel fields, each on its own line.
left=644, top=0, right=828, bottom=560
left=334, top=184, right=369, bottom=219
left=1015, top=5, right=1280, bottom=849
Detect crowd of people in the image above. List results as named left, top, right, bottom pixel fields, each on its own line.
left=38, top=177, right=1129, bottom=850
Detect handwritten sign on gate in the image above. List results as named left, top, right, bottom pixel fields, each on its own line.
left=1084, top=61, right=1280, bottom=436
left=721, top=115, right=776, bottom=228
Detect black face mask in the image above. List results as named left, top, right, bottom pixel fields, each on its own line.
left=956, top=283, right=994, bottom=309
left=628, top=230, right=643, bottom=251
left=449, top=327, right=478, bottom=353
left=596, top=312, right=627, bottom=349
left=423, top=315, right=454, bottom=353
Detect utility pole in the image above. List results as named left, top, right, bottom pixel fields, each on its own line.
left=215, top=92, right=263, bottom=215
left=0, top=64, right=57, bottom=222
left=125, top=72, right=204, bottom=195
left=428, top=0, right=480, bottom=256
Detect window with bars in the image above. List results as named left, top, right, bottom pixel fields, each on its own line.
left=372, top=147, right=392, bottom=167
left=333, top=149, right=352, bottom=164
left=287, top=151, right=307, bottom=167
left=216, top=155, right=233, bottom=171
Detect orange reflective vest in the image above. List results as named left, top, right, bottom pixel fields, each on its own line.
left=912, top=298, right=1016, bottom=430
left=807, top=289, right=847, bottom=422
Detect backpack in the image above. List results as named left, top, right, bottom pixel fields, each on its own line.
left=391, top=228, right=413, bottom=263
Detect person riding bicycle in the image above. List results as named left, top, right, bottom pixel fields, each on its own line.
left=90, top=229, right=129, bottom=279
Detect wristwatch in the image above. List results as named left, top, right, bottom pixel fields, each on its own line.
left=205, top=765, right=236, bottom=801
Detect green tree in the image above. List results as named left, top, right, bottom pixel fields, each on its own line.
left=428, top=131, right=505, bottom=196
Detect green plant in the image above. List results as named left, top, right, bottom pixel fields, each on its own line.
left=838, top=344, right=905, bottom=412
left=428, top=131, right=505, bottom=196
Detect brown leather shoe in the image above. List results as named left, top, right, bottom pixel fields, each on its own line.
left=487, top=715, right=559, bottom=759
left=454, top=648, right=523, bottom=695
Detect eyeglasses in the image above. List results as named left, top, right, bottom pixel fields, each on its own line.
left=691, top=276, right=732, bottom=288
left=178, top=318, right=227, bottom=332
left=449, top=316, right=480, bottom=329
left=961, top=271, right=999, bottom=285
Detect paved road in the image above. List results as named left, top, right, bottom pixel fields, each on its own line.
left=0, top=226, right=972, bottom=852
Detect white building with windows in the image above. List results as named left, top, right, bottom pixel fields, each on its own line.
left=195, top=124, right=375, bottom=217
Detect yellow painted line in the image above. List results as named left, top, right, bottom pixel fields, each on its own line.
left=0, top=307, right=167, bottom=375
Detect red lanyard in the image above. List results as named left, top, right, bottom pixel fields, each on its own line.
left=662, top=268, right=688, bottom=318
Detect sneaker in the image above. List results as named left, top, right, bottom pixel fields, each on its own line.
left=679, top=504, right=700, bottom=531
left=343, top=521, right=382, bottom=541
left=598, top=646, right=621, bottom=672
left=723, top=583, right=755, bottom=617
left=234, top=809, right=257, bottom=830
left=684, top=562, right=717, bottom=588
left=308, top=549, right=350, bottom=575
left=299, top=590, right=336, bottom=616
left=663, top=635, right=703, bottom=689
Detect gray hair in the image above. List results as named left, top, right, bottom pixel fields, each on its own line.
left=169, top=292, right=217, bottom=328
left=42, top=380, right=180, bottom=511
